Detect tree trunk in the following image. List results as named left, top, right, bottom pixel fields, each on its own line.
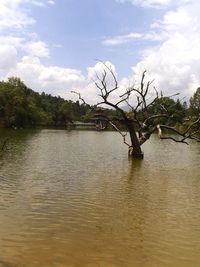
left=127, top=122, right=144, bottom=159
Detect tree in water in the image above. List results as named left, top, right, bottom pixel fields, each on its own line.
left=73, top=62, right=200, bottom=158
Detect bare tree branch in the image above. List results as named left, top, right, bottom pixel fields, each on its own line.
left=144, top=114, right=170, bottom=124
left=71, top=91, right=87, bottom=106
left=71, top=61, right=200, bottom=158
left=183, top=117, right=200, bottom=135
left=109, top=121, right=131, bottom=148
left=156, top=123, right=200, bottom=144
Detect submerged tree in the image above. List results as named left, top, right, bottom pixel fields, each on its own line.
left=73, top=62, right=200, bottom=158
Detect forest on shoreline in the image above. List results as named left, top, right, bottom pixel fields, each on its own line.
left=0, top=77, right=199, bottom=129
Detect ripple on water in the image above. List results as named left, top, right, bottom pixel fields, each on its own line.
left=0, top=130, right=200, bottom=267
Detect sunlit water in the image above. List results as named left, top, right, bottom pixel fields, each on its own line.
left=0, top=129, right=200, bottom=267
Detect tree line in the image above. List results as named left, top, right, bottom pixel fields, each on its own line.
left=0, top=77, right=92, bottom=128
left=0, top=76, right=199, bottom=130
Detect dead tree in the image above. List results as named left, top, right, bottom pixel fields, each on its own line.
left=73, top=62, right=200, bottom=158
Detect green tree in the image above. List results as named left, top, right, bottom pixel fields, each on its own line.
left=0, top=77, right=93, bottom=128
left=190, top=87, right=200, bottom=116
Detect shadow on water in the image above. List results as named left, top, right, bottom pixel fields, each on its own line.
left=0, top=262, right=7, bottom=267
left=0, top=130, right=200, bottom=266
left=127, top=157, right=144, bottom=181
left=0, top=262, right=15, bottom=267
left=0, top=128, right=41, bottom=168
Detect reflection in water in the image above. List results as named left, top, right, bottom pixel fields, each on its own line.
left=0, top=129, right=200, bottom=267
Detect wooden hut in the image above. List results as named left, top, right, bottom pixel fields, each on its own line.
left=91, top=109, right=108, bottom=130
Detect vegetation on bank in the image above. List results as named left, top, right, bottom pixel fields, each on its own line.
left=0, top=77, right=199, bottom=130
left=0, top=77, right=93, bottom=128
left=0, top=77, right=119, bottom=128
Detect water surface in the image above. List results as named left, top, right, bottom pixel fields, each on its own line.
left=0, top=129, right=200, bottom=267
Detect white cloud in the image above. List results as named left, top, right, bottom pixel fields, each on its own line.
left=0, top=0, right=85, bottom=102
left=0, top=0, right=54, bottom=48
left=0, top=0, right=55, bottom=31
left=131, top=0, right=200, bottom=97
left=103, top=0, right=200, bottom=100
left=102, top=33, right=143, bottom=46
left=0, top=0, right=64, bottom=96
left=0, top=36, right=24, bottom=48
left=87, top=61, right=116, bottom=80
left=0, top=56, right=124, bottom=105
left=0, top=45, right=17, bottom=70
left=24, top=41, right=50, bottom=58
left=1, top=55, right=89, bottom=103
left=84, top=61, right=119, bottom=104
left=4, top=56, right=85, bottom=96
left=0, top=0, right=199, bottom=106
left=47, top=0, right=55, bottom=4
left=0, top=1, right=35, bottom=31
left=84, top=61, right=138, bottom=105
left=0, top=0, right=77, bottom=100
left=116, top=0, right=189, bottom=9
left=102, top=31, right=164, bottom=46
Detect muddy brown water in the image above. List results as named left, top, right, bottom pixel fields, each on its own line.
left=0, top=129, right=200, bottom=267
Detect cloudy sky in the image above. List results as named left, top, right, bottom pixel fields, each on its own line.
left=0, top=0, right=199, bottom=103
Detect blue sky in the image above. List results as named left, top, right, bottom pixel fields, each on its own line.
left=30, top=0, right=162, bottom=75
left=0, top=0, right=200, bottom=103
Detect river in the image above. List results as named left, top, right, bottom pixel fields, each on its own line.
left=0, top=129, right=200, bottom=267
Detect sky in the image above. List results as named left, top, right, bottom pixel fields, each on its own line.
left=0, top=0, right=200, bottom=103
